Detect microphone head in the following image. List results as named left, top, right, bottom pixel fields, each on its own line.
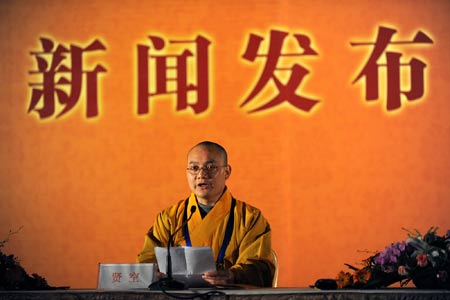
left=190, top=205, right=197, bottom=213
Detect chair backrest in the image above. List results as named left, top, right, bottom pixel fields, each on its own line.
left=272, top=250, right=279, bottom=287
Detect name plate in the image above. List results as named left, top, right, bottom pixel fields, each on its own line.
left=97, top=263, right=156, bottom=289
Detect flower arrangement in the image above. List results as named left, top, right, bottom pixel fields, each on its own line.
left=336, top=227, right=450, bottom=289
left=0, top=228, right=63, bottom=290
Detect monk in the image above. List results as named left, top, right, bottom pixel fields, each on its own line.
left=137, top=141, right=275, bottom=287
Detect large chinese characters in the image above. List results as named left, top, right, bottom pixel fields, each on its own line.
left=241, top=29, right=319, bottom=113
left=27, top=26, right=433, bottom=120
left=137, top=35, right=211, bottom=115
left=28, top=38, right=107, bottom=119
left=351, top=26, right=433, bottom=111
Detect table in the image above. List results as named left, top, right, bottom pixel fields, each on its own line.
left=1, top=288, right=449, bottom=300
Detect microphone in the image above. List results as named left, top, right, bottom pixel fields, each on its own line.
left=149, top=205, right=197, bottom=290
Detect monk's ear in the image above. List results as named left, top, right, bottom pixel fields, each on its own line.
left=224, top=165, right=231, bottom=179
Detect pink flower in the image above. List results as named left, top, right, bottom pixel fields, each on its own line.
left=397, top=265, right=408, bottom=276
left=416, top=253, right=428, bottom=267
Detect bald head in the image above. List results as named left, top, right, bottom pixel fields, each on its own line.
left=188, top=141, right=228, bottom=165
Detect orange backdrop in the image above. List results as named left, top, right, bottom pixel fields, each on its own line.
left=1, top=0, right=449, bottom=288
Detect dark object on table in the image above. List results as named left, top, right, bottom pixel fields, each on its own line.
left=314, top=278, right=338, bottom=290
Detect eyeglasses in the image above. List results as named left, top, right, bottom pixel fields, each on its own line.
left=186, top=164, right=227, bottom=175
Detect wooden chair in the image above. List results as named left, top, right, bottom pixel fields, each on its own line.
left=272, top=250, right=279, bottom=287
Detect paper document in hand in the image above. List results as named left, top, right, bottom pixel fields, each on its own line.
left=155, top=246, right=216, bottom=275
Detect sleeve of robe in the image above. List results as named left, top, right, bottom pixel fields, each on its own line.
left=136, top=201, right=183, bottom=264
left=228, top=201, right=275, bottom=287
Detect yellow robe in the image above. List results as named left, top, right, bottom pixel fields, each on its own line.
left=137, top=188, right=275, bottom=287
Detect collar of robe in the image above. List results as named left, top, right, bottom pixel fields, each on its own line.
left=182, top=191, right=236, bottom=267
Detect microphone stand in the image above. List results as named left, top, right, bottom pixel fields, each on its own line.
left=148, top=233, right=186, bottom=290
left=149, top=206, right=196, bottom=290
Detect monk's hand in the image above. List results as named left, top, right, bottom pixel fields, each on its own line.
left=155, top=271, right=164, bottom=280
left=202, top=270, right=234, bottom=285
